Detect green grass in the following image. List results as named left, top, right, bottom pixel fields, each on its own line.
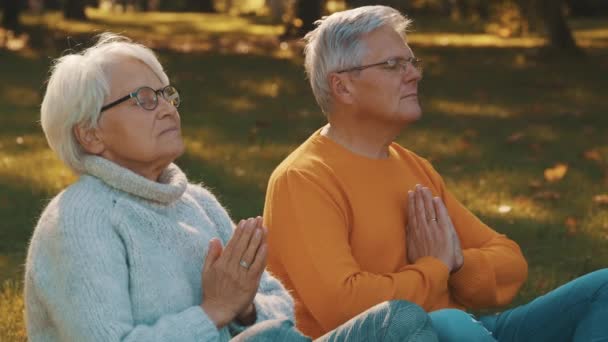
left=1, top=9, right=608, bottom=340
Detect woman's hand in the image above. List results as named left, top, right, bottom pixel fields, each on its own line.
left=406, top=185, right=463, bottom=273
left=200, top=217, right=267, bottom=329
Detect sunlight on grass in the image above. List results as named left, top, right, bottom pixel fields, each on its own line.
left=408, top=32, right=545, bottom=48
left=0, top=85, right=41, bottom=108
left=0, top=135, right=76, bottom=195
left=184, top=132, right=292, bottom=191
left=428, top=99, right=514, bottom=118
left=237, top=78, right=288, bottom=98
left=0, top=281, right=26, bottom=342
left=22, top=8, right=283, bottom=37
left=447, top=177, right=555, bottom=223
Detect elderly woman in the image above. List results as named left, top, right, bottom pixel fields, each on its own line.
left=24, top=33, right=438, bottom=342
left=263, top=5, right=608, bottom=342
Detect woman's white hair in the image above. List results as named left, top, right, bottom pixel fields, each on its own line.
left=40, top=32, right=169, bottom=173
left=303, top=5, right=412, bottom=115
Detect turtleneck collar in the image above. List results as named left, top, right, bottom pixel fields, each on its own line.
left=82, top=155, right=188, bottom=204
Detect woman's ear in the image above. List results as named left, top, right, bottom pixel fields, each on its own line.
left=328, top=73, right=355, bottom=106
left=73, top=124, right=105, bottom=155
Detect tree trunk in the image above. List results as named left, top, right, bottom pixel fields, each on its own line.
left=2, top=0, right=23, bottom=33
left=538, top=0, right=581, bottom=54
left=187, top=0, right=216, bottom=12
left=295, top=0, right=322, bottom=36
left=64, top=0, right=88, bottom=20
left=45, top=0, right=62, bottom=10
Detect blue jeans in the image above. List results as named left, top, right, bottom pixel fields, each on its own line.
left=429, top=269, right=608, bottom=342
left=232, top=300, right=439, bottom=341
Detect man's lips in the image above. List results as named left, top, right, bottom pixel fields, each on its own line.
left=159, top=127, right=179, bottom=135
left=401, top=93, right=418, bottom=99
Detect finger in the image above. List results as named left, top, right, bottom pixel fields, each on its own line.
left=407, top=190, right=417, bottom=237
left=240, top=227, right=264, bottom=270
left=254, top=216, right=263, bottom=230
left=433, top=197, right=452, bottom=226
left=249, top=242, right=267, bottom=276
left=414, top=185, right=428, bottom=227
left=422, top=187, right=437, bottom=224
left=255, top=217, right=267, bottom=241
left=222, top=219, right=245, bottom=262
left=231, top=218, right=257, bottom=266
left=203, top=238, right=223, bottom=272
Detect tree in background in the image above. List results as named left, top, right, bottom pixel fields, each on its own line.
left=295, top=0, right=323, bottom=36
left=186, top=0, right=216, bottom=12
left=64, top=0, right=88, bottom=20
left=1, top=0, right=25, bottom=33
left=537, top=0, right=581, bottom=55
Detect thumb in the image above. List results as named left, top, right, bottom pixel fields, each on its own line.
left=203, top=238, right=223, bottom=271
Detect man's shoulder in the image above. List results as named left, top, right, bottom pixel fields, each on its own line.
left=269, top=133, right=334, bottom=184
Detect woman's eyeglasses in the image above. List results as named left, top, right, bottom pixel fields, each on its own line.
left=100, top=85, right=181, bottom=112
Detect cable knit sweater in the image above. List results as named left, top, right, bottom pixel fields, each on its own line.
left=24, top=155, right=295, bottom=342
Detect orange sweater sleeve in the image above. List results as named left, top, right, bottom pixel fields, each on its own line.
left=421, top=159, right=529, bottom=309
left=265, top=168, right=450, bottom=331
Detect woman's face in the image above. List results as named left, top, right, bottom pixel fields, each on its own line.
left=95, top=58, right=184, bottom=177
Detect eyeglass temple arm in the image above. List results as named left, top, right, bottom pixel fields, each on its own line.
left=100, top=93, right=135, bottom=112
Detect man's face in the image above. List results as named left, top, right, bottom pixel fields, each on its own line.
left=348, top=25, right=423, bottom=125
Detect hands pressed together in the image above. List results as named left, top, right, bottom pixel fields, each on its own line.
left=200, top=217, right=267, bottom=329
left=407, top=184, right=464, bottom=273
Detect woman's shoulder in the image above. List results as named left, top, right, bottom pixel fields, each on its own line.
left=32, top=176, right=120, bottom=239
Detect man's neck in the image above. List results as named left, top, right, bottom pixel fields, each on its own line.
left=320, top=118, right=401, bottom=159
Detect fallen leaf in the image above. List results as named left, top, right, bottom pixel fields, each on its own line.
left=506, top=132, right=525, bottom=143
left=583, top=149, right=602, bottom=162
left=464, top=129, right=478, bottom=138
left=529, top=143, right=543, bottom=153
left=565, top=217, right=577, bottom=236
left=533, top=190, right=561, bottom=200
left=528, top=180, right=543, bottom=189
left=593, top=194, right=608, bottom=205
left=455, top=137, right=471, bottom=152
left=544, top=163, right=568, bottom=182
left=498, top=205, right=512, bottom=214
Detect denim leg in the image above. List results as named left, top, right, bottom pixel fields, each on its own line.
left=316, top=300, right=438, bottom=342
left=230, top=319, right=311, bottom=342
left=479, top=268, right=608, bottom=342
left=429, top=309, right=496, bottom=342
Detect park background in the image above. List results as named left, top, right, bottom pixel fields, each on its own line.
left=1, top=0, right=607, bottom=340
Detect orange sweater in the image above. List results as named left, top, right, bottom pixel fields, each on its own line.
left=263, top=129, right=528, bottom=338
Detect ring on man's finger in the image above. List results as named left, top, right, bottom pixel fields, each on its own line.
left=430, top=217, right=438, bottom=222
left=239, top=260, right=250, bottom=270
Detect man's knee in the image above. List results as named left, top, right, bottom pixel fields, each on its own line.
left=232, top=319, right=310, bottom=342
left=384, top=300, right=438, bottom=341
left=430, top=309, right=496, bottom=342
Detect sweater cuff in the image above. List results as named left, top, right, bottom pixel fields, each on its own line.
left=412, top=256, right=451, bottom=294
left=184, top=306, right=221, bottom=340
left=448, top=249, right=491, bottom=294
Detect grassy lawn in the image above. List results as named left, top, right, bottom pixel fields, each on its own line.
left=1, top=8, right=607, bottom=340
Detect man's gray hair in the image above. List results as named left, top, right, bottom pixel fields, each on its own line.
left=303, top=5, right=412, bottom=115
left=40, top=33, right=169, bottom=173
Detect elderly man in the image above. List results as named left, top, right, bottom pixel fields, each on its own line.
left=264, top=5, right=608, bottom=342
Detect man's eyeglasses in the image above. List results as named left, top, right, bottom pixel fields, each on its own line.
left=100, top=85, right=181, bottom=112
left=336, top=57, right=423, bottom=75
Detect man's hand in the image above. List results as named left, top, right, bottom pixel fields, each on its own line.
left=406, top=185, right=463, bottom=273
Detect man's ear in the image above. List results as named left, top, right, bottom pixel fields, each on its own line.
left=73, top=124, right=105, bottom=155
left=328, top=73, right=355, bottom=106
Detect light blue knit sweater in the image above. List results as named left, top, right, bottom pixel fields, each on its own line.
left=24, top=155, right=295, bottom=341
